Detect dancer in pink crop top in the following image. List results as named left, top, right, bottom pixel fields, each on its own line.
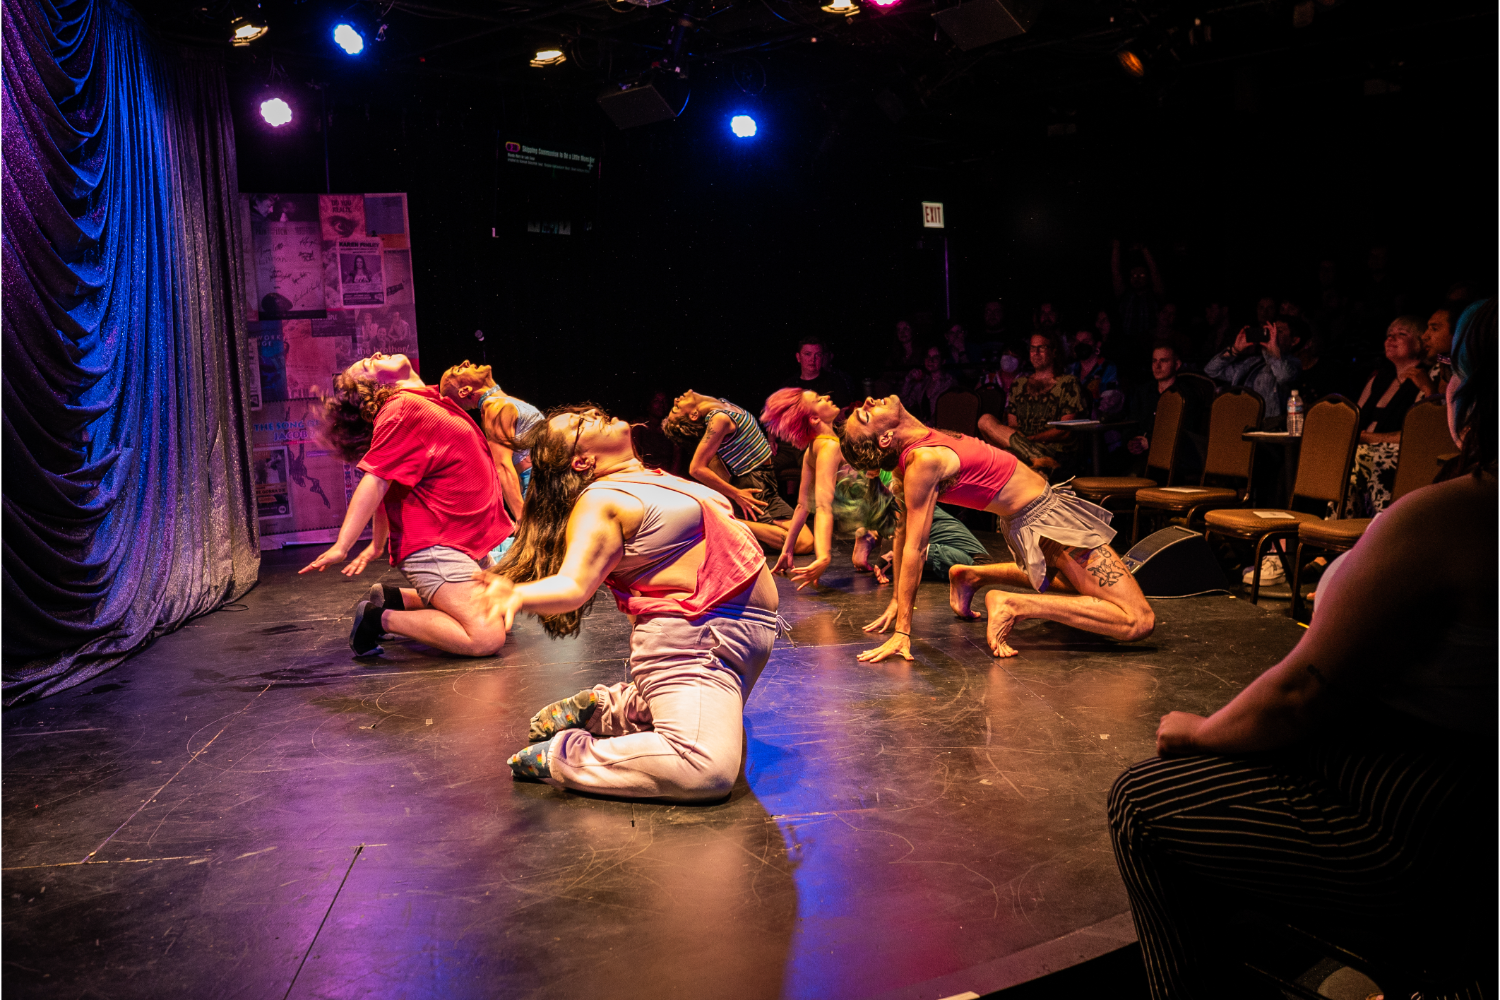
left=838, top=394, right=1154, bottom=660
left=478, top=404, right=783, bottom=802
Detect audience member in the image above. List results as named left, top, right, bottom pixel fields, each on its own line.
left=1204, top=318, right=1305, bottom=422
left=1192, top=300, right=1234, bottom=362
left=1111, top=239, right=1164, bottom=362
left=784, top=336, right=853, bottom=406
left=1150, top=301, right=1194, bottom=366
left=943, top=322, right=971, bottom=366
left=882, top=319, right=921, bottom=379
left=1125, top=344, right=1182, bottom=472
left=976, top=331, right=1082, bottom=475
left=1108, top=297, right=1495, bottom=999
left=900, top=345, right=955, bottom=420
left=1343, top=316, right=1435, bottom=517
left=980, top=299, right=1006, bottom=344
left=974, top=343, right=1023, bottom=430
left=1067, top=329, right=1123, bottom=420
left=1421, top=300, right=1467, bottom=392
left=1032, top=301, right=1062, bottom=337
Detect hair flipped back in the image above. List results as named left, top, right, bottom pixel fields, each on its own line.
left=834, top=412, right=899, bottom=473
left=491, top=404, right=606, bottom=639
left=313, top=373, right=401, bottom=463
left=761, top=387, right=820, bottom=450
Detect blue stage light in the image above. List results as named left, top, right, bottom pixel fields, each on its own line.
left=333, top=23, right=365, bottom=55
left=730, top=115, right=758, bottom=138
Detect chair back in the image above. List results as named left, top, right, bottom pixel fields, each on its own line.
left=1391, top=396, right=1452, bottom=501
left=1290, top=394, right=1360, bottom=511
left=932, top=390, right=979, bottom=437
left=1201, top=387, right=1264, bottom=484
left=1145, top=389, right=1186, bottom=484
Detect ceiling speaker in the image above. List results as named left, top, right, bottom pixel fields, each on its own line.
left=933, top=0, right=1038, bottom=51
left=597, top=79, right=689, bottom=130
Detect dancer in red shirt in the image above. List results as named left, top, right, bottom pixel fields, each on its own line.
left=479, top=404, right=781, bottom=801
left=838, top=395, right=1153, bottom=660
left=301, top=352, right=512, bottom=658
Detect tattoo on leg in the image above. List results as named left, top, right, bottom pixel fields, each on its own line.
left=1084, top=547, right=1126, bottom=589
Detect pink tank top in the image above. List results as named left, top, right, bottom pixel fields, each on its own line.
left=896, top=430, right=1019, bottom=510
left=584, top=470, right=766, bottom=618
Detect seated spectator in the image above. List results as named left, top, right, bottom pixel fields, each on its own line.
left=1204, top=317, right=1306, bottom=423
left=899, top=345, right=955, bottom=421
left=784, top=335, right=853, bottom=407
left=974, top=343, right=1023, bottom=431
left=943, top=322, right=971, bottom=366
left=975, top=331, right=1082, bottom=475
left=1151, top=302, right=1194, bottom=365
left=1033, top=301, right=1062, bottom=337
left=1107, top=299, right=1495, bottom=999
left=980, top=299, right=1006, bottom=344
left=1125, top=344, right=1183, bottom=473
left=1421, top=299, right=1469, bottom=392
left=1342, top=316, right=1435, bottom=517
left=882, top=319, right=922, bottom=380
left=1094, top=308, right=1115, bottom=354
left=1068, top=329, right=1123, bottom=420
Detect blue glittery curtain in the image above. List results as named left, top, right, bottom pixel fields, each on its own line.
left=2, top=0, right=259, bottom=702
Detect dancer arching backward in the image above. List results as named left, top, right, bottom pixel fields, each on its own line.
left=438, top=360, right=543, bottom=524
left=760, top=389, right=844, bottom=589
left=838, top=395, right=1154, bottom=660
left=662, top=390, right=813, bottom=555
left=480, top=405, right=782, bottom=801
left=301, top=352, right=513, bottom=658
left=837, top=471, right=993, bottom=586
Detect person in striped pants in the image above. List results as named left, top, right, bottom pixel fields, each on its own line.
left=1109, top=300, right=1497, bottom=998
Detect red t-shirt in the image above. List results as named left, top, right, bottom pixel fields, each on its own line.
left=358, top=386, right=512, bottom=564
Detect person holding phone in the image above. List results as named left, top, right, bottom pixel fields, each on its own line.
left=1203, top=317, right=1306, bottom=422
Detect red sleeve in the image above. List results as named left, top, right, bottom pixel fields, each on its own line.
left=357, top=396, right=431, bottom=488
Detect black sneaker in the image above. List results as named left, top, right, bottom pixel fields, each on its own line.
left=349, top=600, right=386, bottom=657
left=365, top=582, right=405, bottom=612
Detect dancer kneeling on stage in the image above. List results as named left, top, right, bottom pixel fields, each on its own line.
left=760, top=388, right=845, bottom=589
left=662, top=390, right=812, bottom=555
left=480, top=405, right=783, bottom=801
left=838, top=394, right=1153, bottom=660
left=302, top=351, right=513, bottom=658
left=438, top=359, right=543, bottom=527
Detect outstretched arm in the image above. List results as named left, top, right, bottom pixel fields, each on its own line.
left=789, top=438, right=840, bottom=589
left=773, top=446, right=818, bottom=576
left=480, top=491, right=625, bottom=629
left=301, top=472, right=390, bottom=573
left=859, top=458, right=940, bottom=663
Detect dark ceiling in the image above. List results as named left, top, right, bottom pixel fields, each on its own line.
left=143, top=0, right=1491, bottom=154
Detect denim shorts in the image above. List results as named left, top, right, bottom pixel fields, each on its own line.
left=399, top=545, right=483, bottom=603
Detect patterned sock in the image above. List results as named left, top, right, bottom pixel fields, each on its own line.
left=527, top=690, right=598, bottom=743
left=508, top=739, right=552, bottom=781
left=348, top=600, right=385, bottom=657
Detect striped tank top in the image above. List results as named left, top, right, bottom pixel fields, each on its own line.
left=709, top=400, right=774, bottom=475
left=480, top=389, right=545, bottom=465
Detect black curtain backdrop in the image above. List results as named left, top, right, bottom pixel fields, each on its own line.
left=2, top=0, right=259, bottom=702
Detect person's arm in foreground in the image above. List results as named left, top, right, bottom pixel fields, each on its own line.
left=859, top=460, right=940, bottom=663
left=484, top=399, right=526, bottom=521
left=300, top=473, right=391, bottom=572
left=479, top=491, right=625, bottom=628
left=688, top=413, right=766, bottom=518
left=1156, top=491, right=1438, bottom=756
left=788, top=438, right=840, bottom=589
left=772, top=445, right=818, bottom=577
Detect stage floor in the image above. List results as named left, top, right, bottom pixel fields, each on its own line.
left=3, top=539, right=1305, bottom=999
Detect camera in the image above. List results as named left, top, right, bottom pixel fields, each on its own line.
left=1244, top=323, right=1272, bottom=345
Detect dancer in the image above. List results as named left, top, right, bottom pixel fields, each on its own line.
left=438, top=360, right=543, bottom=524
left=301, top=351, right=512, bottom=658
left=662, top=390, right=812, bottom=554
left=479, top=405, right=781, bottom=801
left=835, top=472, right=992, bottom=586
left=760, top=389, right=843, bottom=589
left=838, top=395, right=1153, bottom=660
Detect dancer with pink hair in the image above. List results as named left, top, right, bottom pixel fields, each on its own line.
left=760, top=389, right=845, bottom=589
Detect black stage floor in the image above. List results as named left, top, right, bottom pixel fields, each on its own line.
left=3, top=538, right=1305, bottom=999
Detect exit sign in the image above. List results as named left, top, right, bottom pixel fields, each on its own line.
left=921, top=201, right=945, bottom=228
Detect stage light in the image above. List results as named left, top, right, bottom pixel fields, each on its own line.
left=260, top=98, right=292, bottom=127
left=730, top=114, right=757, bottom=138
left=229, top=16, right=268, bottom=46
left=867, top=0, right=899, bottom=8
left=530, top=47, right=566, bottom=68
left=820, top=0, right=857, bottom=14
left=333, top=23, right=365, bottom=55
left=1116, top=48, right=1145, bottom=77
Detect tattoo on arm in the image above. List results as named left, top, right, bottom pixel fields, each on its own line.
left=1083, top=546, right=1125, bottom=589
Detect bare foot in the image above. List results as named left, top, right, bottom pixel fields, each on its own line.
left=985, top=591, right=1021, bottom=657
left=948, top=564, right=983, bottom=620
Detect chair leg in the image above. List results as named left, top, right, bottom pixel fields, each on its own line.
left=1290, top=538, right=1305, bottom=621
left=1130, top=504, right=1141, bottom=547
left=1250, top=534, right=1269, bottom=605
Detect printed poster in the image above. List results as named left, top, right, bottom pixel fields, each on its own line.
left=319, top=193, right=365, bottom=241
left=247, top=193, right=325, bottom=319
left=337, top=240, right=385, bottom=307
left=254, top=446, right=291, bottom=521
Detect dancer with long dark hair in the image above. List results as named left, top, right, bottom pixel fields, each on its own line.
left=480, top=404, right=782, bottom=801
left=838, top=394, right=1153, bottom=660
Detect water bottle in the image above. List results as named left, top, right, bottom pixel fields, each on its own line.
left=1286, top=390, right=1304, bottom=436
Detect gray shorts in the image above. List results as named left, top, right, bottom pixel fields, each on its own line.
left=400, top=545, right=483, bottom=603
left=1000, top=485, right=1116, bottom=592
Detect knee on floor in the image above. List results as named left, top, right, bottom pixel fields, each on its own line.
left=669, top=761, right=739, bottom=803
